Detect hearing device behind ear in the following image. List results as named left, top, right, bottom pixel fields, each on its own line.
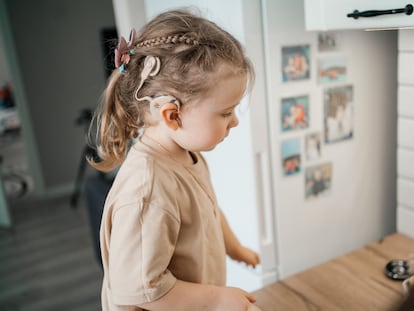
left=149, top=95, right=180, bottom=112
left=148, top=95, right=181, bottom=123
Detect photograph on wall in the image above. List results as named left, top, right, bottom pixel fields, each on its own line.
left=281, top=138, right=301, bottom=176
left=324, top=85, right=353, bottom=144
left=305, top=162, right=332, bottom=200
left=281, top=95, right=309, bottom=132
left=317, top=58, right=347, bottom=84
left=305, top=132, right=322, bottom=161
left=318, top=32, right=340, bottom=52
left=281, top=44, right=310, bottom=82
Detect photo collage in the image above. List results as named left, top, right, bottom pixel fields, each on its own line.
left=280, top=32, right=353, bottom=201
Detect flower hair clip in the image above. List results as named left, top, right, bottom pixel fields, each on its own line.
left=114, top=29, right=137, bottom=73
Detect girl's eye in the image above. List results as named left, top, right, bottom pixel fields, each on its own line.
left=222, top=111, right=233, bottom=118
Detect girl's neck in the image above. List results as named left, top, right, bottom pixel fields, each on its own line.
left=141, top=130, right=195, bottom=166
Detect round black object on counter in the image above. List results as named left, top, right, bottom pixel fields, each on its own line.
left=385, top=260, right=411, bottom=280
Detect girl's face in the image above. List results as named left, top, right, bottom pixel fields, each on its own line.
left=175, top=72, right=247, bottom=152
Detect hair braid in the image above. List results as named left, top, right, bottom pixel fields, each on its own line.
left=136, top=34, right=200, bottom=48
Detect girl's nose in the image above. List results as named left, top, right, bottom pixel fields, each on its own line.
left=229, top=114, right=239, bottom=128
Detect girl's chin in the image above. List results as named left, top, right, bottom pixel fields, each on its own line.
left=203, top=143, right=220, bottom=152
left=198, top=139, right=225, bottom=152
left=203, top=146, right=216, bottom=152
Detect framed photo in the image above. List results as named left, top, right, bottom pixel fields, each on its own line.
left=305, top=162, right=332, bottom=200
left=318, top=32, right=340, bottom=52
left=281, top=138, right=301, bottom=176
left=281, top=44, right=310, bottom=82
left=317, top=58, right=347, bottom=84
left=324, top=85, right=353, bottom=144
left=281, top=95, right=310, bottom=132
left=305, top=132, right=322, bottom=161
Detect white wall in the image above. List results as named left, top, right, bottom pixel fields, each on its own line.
left=112, top=0, right=147, bottom=38
left=397, top=29, right=414, bottom=238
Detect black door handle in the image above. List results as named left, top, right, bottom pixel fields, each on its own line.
left=347, top=4, right=413, bottom=19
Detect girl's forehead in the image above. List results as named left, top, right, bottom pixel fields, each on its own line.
left=203, top=74, right=247, bottom=106
left=179, top=65, right=247, bottom=109
left=214, top=63, right=247, bottom=79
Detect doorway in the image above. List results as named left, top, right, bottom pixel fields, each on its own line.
left=0, top=0, right=117, bottom=222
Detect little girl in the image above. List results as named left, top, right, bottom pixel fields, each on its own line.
left=89, top=8, right=261, bottom=311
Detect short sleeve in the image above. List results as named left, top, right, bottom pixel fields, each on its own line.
left=108, top=200, right=180, bottom=306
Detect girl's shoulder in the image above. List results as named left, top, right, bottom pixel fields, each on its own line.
left=104, top=143, right=184, bottom=220
left=107, top=143, right=180, bottom=201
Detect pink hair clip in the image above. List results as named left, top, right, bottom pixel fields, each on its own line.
left=114, top=29, right=136, bottom=73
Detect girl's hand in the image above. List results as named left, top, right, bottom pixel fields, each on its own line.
left=218, top=209, right=260, bottom=269
left=216, top=287, right=262, bottom=311
left=231, top=246, right=261, bottom=268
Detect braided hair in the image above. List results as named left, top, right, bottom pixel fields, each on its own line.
left=136, top=34, right=201, bottom=48
left=88, top=8, right=254, bottom=171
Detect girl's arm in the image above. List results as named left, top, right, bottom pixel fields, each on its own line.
left=218, top=208, right=260, bottom=268
left=139, top=280, right=262, bottom=311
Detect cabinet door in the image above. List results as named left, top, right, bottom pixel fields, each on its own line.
left=305, top=0, right=414, bottom=31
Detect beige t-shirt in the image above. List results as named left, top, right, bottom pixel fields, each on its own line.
left=100, top=140, right=226, bottom=310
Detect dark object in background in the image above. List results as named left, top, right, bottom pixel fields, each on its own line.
left=100, top=27, right=118, bottom=79
left=0, top=82, right=15, bottom=109
left=84, top=174, right=112, bottom=266
left=71, top=107, right=114, bottom=267
left=71, top=107, right=114, bottom=268
left=70, top=108, right=102, bottom=208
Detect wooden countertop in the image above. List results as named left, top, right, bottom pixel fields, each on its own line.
left=253, top=233, right=414, bottom=311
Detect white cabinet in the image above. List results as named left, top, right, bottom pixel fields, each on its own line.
left=305, top=0, right=414, bottom=31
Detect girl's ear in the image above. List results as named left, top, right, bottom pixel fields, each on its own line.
left=159, top=103, right=181, bottom=130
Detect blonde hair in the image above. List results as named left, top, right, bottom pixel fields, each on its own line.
left=88, top=8, right=254, bottom=171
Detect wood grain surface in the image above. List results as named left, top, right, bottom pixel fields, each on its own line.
left=253, top=233, right=414, bottom=311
